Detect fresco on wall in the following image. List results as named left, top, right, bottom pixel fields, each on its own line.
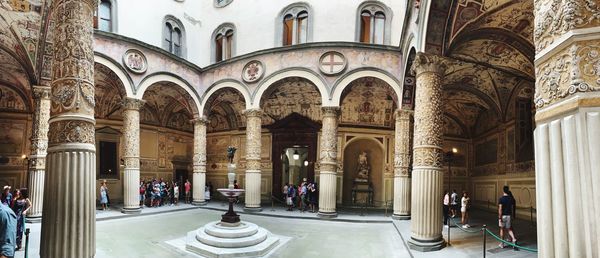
left=0, top=0, right=44, bottom=65
left=0, top=120, right=25, bottom=154
left=141, top=82, right=197, bottom=132
left=474, top=138, right=498, bottom=166
left=0, top=85, right=26, bottom=111
left=340, top=77, right=395, bottom=128
left=261, top=77, right=322, bottom=125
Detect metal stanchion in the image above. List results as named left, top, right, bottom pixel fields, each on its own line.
left=482, top=224, right=487, bottom=258
left=25, top=228, right=30, bottom=258
left=447, top=217, right=451, bottom=246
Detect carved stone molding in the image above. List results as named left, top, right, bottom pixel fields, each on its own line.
left=319, top=106, right=340, bottom=166
left=33, top=86, right=51, bottom=99
left=535, top=40, right=600, bottom=108
left=534, top=0, right=600, bottom=53
left=121, top=98, right=146, bottom=110
left=245, top=108, right=262, bottom=161
left=410, top=52, right=449, bottom=76
left=321, top=106, right=340, bottom=118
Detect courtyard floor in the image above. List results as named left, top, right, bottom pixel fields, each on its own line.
left=15, top=201, right=537, bottom=258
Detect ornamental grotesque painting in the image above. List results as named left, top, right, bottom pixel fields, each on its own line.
left=340, top=77, right=396, bottom=128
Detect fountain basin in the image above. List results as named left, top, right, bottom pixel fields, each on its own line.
left=217, top=188, right=245, bottom=198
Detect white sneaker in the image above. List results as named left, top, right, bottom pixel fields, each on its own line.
left=465, top=224, right=470, bottom=228
left=462, top=225, right=468, bottom=228
left=499, top=243, right=505, bottom=248
left=444, top=225, right=449, bottom=228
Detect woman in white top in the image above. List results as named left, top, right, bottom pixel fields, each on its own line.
left=461, top=191, right=471, bottom=228
left=204, top=184, right=211, bottom=202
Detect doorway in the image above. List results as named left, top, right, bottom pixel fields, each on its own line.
left=270, top=113, right=320, bottom=200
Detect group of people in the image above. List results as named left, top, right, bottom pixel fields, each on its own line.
left=1, top=185, right=31, bottom=257
left=98, top=178, right=215, bottom=210
left=443, top=186, right=518, bottom=249
left=283, top=178, right=317, bottom=213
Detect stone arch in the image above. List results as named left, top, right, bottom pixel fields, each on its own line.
left=135, top=72, right=201, bottom=115
left=94, top=53, right=135, bottom=98
left=200, top=79, right=252, bottom=116
left=252, top=68, right=329, bottom=108
left=330, top=68, right=402, bottom=107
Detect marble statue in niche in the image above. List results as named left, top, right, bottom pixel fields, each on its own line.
left=355, top=151, right=370, bottom=182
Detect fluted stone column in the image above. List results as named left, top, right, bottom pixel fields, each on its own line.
left=121, top=98, right=144, bottom=214
left=318, top=106, right=340, bottom=218
left=26, top=86, right=51, bottom=222
left=40, top=0, right=96, bottom=257
left=392, top=109, right=413, bottom=220
left=533, top=2, right=600, bottom=257
left=192, top=117, right=208, bottom=206
left=408, top=53, right=447, bottom=251
left=244, top=109, right=262, bottom=212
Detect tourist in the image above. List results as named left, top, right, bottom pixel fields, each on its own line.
left=308, top=181, right=317, bottom=213
left=139, top=180, right=145, bottom=207
left=184, top=180, right=191, bottom=204
left=460, top=191, right=470, bottom=228
left=299, top=179, right=307, bottom=212
left=443, top=190, right=450, bottom=228
left=10, top=188, right=31, bottom=250
left=286, top=184, right=295, bottom=211
left=208, top=182, right=214, bottom=199
left=0, top=200, right=16, bottom=258
left=282, top=182, right=289, bottom=201
left=498, top=186, right=518, bottom=249
left=1, top=186, right=11, bottom=206
left=173, top=182, right=180, bottom=205
left=145, top=181, right=153, bottom=207
left=152, top=185, right=161, bottom=207
left=167, top=182, right=174, bottom=206
left=450, top=189, right=458, bottom=218
left=100, top=181, right=108, bottom=211
left=204, top=183, right=210, bottom=203
left=103, top=180, right=110, bottom=207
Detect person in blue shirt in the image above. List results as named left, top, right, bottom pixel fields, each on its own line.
left=0, top=202, right=17, bottom=258
left=498, top=186, right=518, bottom=249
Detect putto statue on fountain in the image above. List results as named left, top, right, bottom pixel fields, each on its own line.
left=227, top=146, right=236, bottom=164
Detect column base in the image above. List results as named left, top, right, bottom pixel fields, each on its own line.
left=243, top=206, right=263, bottom=212
left=317, top=211, right=338, bottom=219
left=192, top=200, right=207, bottom=206
left=25, top=215, right=42, bottom=223
left=121, top=207, right=142, bottom=214
left=408, top=237, right=445, bottom=252
left=392, top=214, right=411, bottom=220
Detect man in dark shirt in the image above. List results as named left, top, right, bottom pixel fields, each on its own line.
left=0, top=202, right=16, bottom=258
left=498, top=186, right=517, bottom=249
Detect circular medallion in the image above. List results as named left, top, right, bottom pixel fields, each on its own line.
left=319, top=51, right=347, bottom=75
left=242, top=60, right=264, bottom=83
left=214, top=0, right=233, bottom=8
left=122, top=49, right=147, bottom=74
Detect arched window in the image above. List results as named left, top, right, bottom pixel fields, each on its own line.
left=356, top=2, right=392, bottom=45
left=212, top=23, right=236, bottom=62
left=163, top=16, right=186, bottom=57
left=94, top=0, right=116, bottom=32
left=277, top=3, right=312, bottom=46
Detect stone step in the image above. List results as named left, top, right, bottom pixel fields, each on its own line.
left=204, top=221, right=259, bottom=238
left=196, top=226, right=268, bottom=248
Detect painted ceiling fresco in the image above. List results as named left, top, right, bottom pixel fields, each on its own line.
left=0, top=0, right=47, bottom=81
left=94, top=63, right=125, bottom=119
left=140, top=82, right=198, bottom=132
left=422, top=0, right=534, bottom=138
left=205, top=88, right=246, bottom=132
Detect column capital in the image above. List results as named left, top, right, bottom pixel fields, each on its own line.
left=191, top=117, right=209, bottom=125
left=394, top=109, right=414, bottom=120
left=122, top=97, right=145, bottom=110
left=32, top=86, right=51, bottom=99
left=410, top=52, right=449, bottom=76
left=321, top=106, right=340, bottom=117
left=243, top=108, right=263, bottom=118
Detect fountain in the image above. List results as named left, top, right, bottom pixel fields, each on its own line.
left=185, top=146, right=280, bottom=257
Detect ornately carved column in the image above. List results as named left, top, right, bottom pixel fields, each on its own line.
left=244, top=109, right=262, bottom=212
left=318, top=106, right=340, bottom=218
left=392, top=109, right=413, bottom=220
left=41, top=0, right=96, bottom=257
left=533, top=2, right=600, bottom=257
left=408, top=52, right=447, bottom=251
left=192, top=117, right=208, bottom=206
left=121, top=98, right=144, bottom=214
left=26, top=86, right=51, bottom=222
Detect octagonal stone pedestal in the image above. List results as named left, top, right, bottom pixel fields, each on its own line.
left=185, top=221, right=280, bottom=258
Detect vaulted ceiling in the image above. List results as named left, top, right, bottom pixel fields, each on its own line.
left=141, top=82, right=199, bottom=132
left=424, top=0, right=535, bottom=137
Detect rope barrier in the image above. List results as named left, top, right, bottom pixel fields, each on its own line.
left=484, top=228, right=538, bottom=253
left=448, top=217, right=481, bottom=234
